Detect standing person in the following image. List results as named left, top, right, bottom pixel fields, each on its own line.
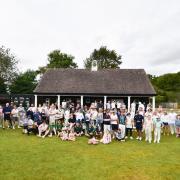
left=161, top=112, right=170, bottom=136
left=48, top=104, right=57, bottom=137
left=90, top=107, right=98, bottom=126
left=175, top=114, right=180, bottom=138
left=96, top=108, right=104, bottom=132
left=154, top=116, right=163, bottom=143
left=18, top=104, right=25, bottom=128
left=3, top=103, right=12, bottom=129
left=134, top=111, right=144, bottom=141
left=118, top=110, right=126, bottom=140
left=168, top=110, right=177, bottom=135
left=110, top=111, right=119, bottom=138
left=130, top=101, right=136, bottom=118
left=103, top=110, right=111, bottom=132
left=85, top=110, right=91, bottom=134
left=125, top=113, right=134, bottom=139
left=111, top=100, right=116, bottom=110
left=106, top=101, right=111, bottom=110
left=11, top=105, right=19, bottom=129
left=0, top=105, right=3, bottom=128
left=38, top=104, right=42, bottom=113
left=144, top=115, right=153, bottom=143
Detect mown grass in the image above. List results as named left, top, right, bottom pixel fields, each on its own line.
left=0, top=129, right=179, bottom=180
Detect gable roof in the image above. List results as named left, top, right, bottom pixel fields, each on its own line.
left=34, top=68, right=156, bottom=96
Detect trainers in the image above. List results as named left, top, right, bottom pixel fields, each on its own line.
left=125, top=136, right=128, bottom=139
left=136, top=137, right=139, bottom=140
left=139, top=137, right=142, bottom=141
left=130, top=136, right=133, bottom=140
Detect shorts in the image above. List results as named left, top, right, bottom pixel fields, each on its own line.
left=12, top=117, right=18, bottom=121
left=111, top=124, right=118, bottom=131
left=4, top=115, right=11, bottom=120
left=136, top=126, right=142, bottom=131
left=163, top=122, right=168, bottom=126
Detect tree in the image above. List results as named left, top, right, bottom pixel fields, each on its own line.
left=9, top=70, right=37, bottom=94
left=37, top=50, right=78, bottom=74
left=0, top=46, right=18, bottom=85
left=0, top=77, right=7, bottom=93
left=84, top=46, right=122, bottom=69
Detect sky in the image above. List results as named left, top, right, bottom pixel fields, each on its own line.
left=0, top=0, right=180, bottom=75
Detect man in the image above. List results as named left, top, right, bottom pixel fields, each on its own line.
left=134, top=111, right=144, bottom=141
left=3, top=103, right=12, bottom=129
left=117, top=109, right=126, bottom=139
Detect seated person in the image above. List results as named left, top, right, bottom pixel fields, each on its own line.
left=27, top=116, right=35, bottom=135
left=100, top=129, right=112, bottom=144
left=74, top=123, right=83, bottom=136
left=88, top=136, right=99, bottom=145
left=61, top=128, right=69, bottom=141
left=68, top=130, right=76, bottom=141
left=115, top=128, right=125, bottom=141
left=86, top=123, right=96, bottom=137
left=37, top=120, right=49, bottom=137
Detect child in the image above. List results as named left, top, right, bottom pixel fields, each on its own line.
left=100, top=129, right=112, bottom=144
left=153, top=116, right=163, bottom=143
left=86, top=123, right=96, bottom=137
left=175, top=114, right=180, bottom=138
left=68, top=130, right=76, bottom=141
left=144, top=115, right=153, bottom=143
left=115, top=128, right=124, bottom=142
left=88, top=136, right=99, bottom=145
left=74, top=122, right=83, bottom=136
left=125, top=113, right=134, bottom=139
left=61, top=128, right=69, bottom=141
left=134, top=111, right=144, bottom=141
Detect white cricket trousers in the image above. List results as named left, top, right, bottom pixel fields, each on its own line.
left=169, top=124, right=175, bottom=135
left=154, top=128, right=161, bottom=143
left=119, top=124, right=125, bottom=138
left=145, top=127, right=152, bottom=142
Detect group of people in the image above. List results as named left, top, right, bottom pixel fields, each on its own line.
left=0, top=100, right=180, bottom=145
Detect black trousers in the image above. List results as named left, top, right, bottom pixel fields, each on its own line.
left=126, top=128, right=132, bottom=136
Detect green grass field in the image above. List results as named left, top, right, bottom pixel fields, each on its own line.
left=0, top=129, right=179, bottom=180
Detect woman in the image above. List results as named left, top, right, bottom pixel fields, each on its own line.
left=11, top=105, right=19, bottom=129
left=103, top=110, right=111, bottom=132
left=48, top=104, right=58, bottom=137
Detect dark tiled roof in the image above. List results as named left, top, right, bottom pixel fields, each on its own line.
left=34, top=68, right=156, bottom=95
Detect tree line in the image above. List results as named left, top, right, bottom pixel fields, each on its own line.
left=0, top=46, right=122, bottom=94
left=0, top=45, right=179, bottom=103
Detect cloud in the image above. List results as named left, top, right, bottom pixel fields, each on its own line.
left=0, top=0, right=180, bottom=75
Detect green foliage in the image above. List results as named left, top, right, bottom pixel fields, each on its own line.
left=0, top=77, right=7, bottom=93
left=0, top=130, right=180, bottom=179
left=0, top=46, right=18, bottom=85
left=150, top=72, right=180, bottom=103
left=9, top=70, right=37, bottom=94
left=84, top=46, right=122, bottom=69
left=37, top=50, right=78, bottom=74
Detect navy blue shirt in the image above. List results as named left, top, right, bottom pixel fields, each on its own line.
left=134, top=114, right=144, bottom=126
left=3, top=106, right=11, bottom=114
